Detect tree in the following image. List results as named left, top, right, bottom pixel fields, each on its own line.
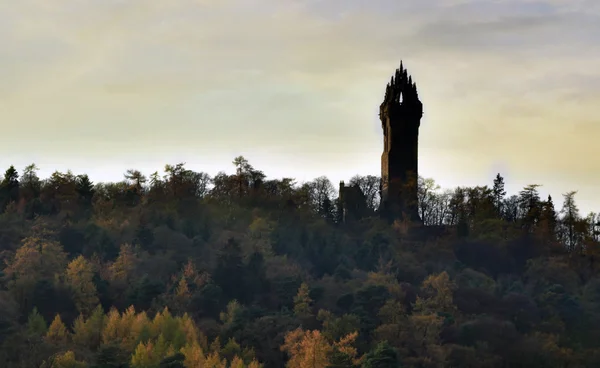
left=160, top=353, right=186, bottom=368
left=72, top=304, right=105, bottom=350
left=538, top=195, right=558, bottom=246
left=309, top=176, right=336, bottom=217
left=519, top=184, right=542, bottom=231
left=92, top=344, right=130, bottom=368
left=560, top=191, right=583, bottom=254
left=44, top=350, right=87, bottom=368
left=131, top=341, right=160, bottom=368
left=46, top=314, right=69, bottom=345
left=124, top=169, right=147, bottom=202
left=417, top=177, right=440, bottom=226
left=180, top=341, right=206, bottom=367
left=361, top=341, right=400, bottom=368
left=492, top=173, right=506, bottom=217
left=213, top=237, right=246, bottom=303
left=76, top=174, right=95, bottom=207
left=0, top=165, right=20, bottom=211
left=20, top=163, right=42, bottom=216
left=281, top=329, right=332, bottom=368
left=65, top=255, right=99, bottom=316
left=414, top=271, right=456, bottom=316
left=5, top=236, right=68, bottom=312
left=349, top=175, right=381, bottom=212
left=294, top=282, right=314, bottom=319
left=231, top=156, right=265, bottom=198
left=27, top=307, right=48, bottom=336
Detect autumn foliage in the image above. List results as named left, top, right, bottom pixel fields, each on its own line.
left=0, top=160, right=599, bottom=367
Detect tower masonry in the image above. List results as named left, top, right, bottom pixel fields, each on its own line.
left=379, top=61, right=423, bottom=222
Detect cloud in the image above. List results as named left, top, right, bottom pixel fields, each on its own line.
left=0, top=0, right=599, bottom=212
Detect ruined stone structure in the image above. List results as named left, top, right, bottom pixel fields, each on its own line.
left=379, top=62, right=423, bottom=223
left=338, top=181, right=368, bottom=223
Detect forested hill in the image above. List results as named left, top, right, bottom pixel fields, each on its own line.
left=0, top=157, right=599, bottom=368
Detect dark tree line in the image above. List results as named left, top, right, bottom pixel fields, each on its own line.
left=0, top=157, right=599, bottom=368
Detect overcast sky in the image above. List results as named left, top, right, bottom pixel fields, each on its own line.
left=1, top=0, right=599, bottom=213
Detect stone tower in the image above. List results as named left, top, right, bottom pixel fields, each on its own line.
left=379, top=61, right=423, bottom=222
left=338, top=181, right=368, bottom=223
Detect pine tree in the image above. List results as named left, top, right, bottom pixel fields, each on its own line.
left=131, top=341, right=159, bottom=368
left=539, top=195, right=558, bottom=245
left=561, top=191, right=582, bottom=253
left=65, top=255, right=99, bottom=316
left=92, top=344, right=130, bottom=368
left=160, top=352, right=186, bottom=368
left=362, top=341, right=400, bottom=368
left=293, top=282, right=314, bottom=319
left=173, top=276, right=191, bottom=314
left=46, top=314, right=69, bottom=345
left=47, top=350, right=87, bottom=368
left=0, top=165, right=20, bottom=212
left=492, top=173, right=506, bottom=217
left=180, top=341, right=206, bottom=367
left=213, top=238, right=246, bottom=302
left=26, top=307, right=48, bottom=336
left=281, top=328, right=332, bottom=368
left=72, top=305, right=105, bottom=350
left=76, top=174, right=95, bottom=207
left=519, top=184, right=542, bottom=231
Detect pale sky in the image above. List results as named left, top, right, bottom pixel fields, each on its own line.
left=1, top=0, right=599, bottom=214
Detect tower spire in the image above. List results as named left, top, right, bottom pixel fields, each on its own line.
left=379, top=60, right=423, bottom=223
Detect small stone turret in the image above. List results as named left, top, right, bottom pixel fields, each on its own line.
left=338, top=181, right=367, bottom=223
left=379, top=61, right=423, bottom=222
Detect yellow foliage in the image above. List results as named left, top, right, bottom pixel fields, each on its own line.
left=131, top=341, right=160, bottom=368
left=230, top=356, right=245, bottom=368
left=110, top=243, right=138, bottom=284
left=65, top=255, right=99, bottom=316
left=181, top=341, right=206, bottom=368
left=203, top=351, right=227, bottom=368
left=414, top=271, right=456, bottom=315
left=102, top=307, right=122, bottom=345
left=46, top=314, right=69, bottom=345
left=293, top=283, right=313, bottom=319
left=48, top=350, right=86, bottom=368
left=281, top=328, right=332, bottom=368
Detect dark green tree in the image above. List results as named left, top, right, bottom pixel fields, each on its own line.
left=76, top=174, right=95, bottom=207
left=492, top=173, right=506, bottom=217
left=0, top=165, right=20, bottom=211
left=362, top=341, right=401, bottom=368
left=159, top=353, right=185, bottom=368
left=92, top=344, right=130, bottom=368
left=213, top=238, right=247, bottom=302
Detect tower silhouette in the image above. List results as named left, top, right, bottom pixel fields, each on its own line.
left=379, top=61, right=423, bottom=222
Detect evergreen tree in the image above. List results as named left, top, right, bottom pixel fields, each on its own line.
left=519, top=184, right=542, bottom=230
left=46, top=314, right=69, bottom=345
left=159, top=353, right=185, bottom=368
left=0, top=165, right=19, bottom=211
left=492, top=173, right=506, bottom=217
left=362, top=341, right=400, bottom=368
left=293, top=282, right=314, bottom=319
left=76, top=174, right=95, bottom=207
left=213, top=238, right=246, bottom=302
left=539, top=195, right=558, bottom=242
left=245, top=251, right=269, bottom=300
left=26, top=307, right=48, bottom=336
left=92, top=344, right=130, bottom=368
left=65, top=255, right=99, bottom=316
